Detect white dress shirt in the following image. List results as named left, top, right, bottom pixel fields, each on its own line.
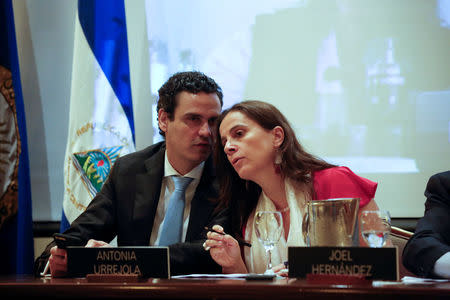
left=433, top=252, right=450, bottom=278
left=244, top=178, right=307, bottom=274
left=149, top=151, right=204, bottom=245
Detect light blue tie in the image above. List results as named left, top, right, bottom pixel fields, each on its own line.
left=158, top=176, right=193, bottom=246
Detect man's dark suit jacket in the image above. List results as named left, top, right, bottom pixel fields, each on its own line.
left=34, top=142, right=229, bottom=276
left=403, top=171, right=450, bottom=278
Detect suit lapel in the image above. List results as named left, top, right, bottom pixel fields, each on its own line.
left=186, top=157, right=218, bottom=241
left=133, top=145, right=165, bottom=244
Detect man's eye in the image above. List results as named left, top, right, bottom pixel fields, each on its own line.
left=187, top=116, right=201, bottom=122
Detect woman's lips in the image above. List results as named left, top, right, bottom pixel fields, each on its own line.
left=232, top=157, right=243, bottom=166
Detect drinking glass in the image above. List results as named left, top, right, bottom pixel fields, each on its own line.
left=360, top=210, right=391, bottom=247
left=255, top=211, right=283, bottom=274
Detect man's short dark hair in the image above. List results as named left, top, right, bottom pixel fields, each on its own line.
left=156, top=71, right=223, bottom=136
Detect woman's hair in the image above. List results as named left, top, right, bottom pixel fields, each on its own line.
left=214, top=100, right=335, bottom=237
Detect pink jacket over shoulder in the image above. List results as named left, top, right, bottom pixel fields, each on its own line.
left=313, top=166, right=377, bottom=208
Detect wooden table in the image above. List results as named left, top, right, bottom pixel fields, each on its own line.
left=1, top=276, right=450, bottom=299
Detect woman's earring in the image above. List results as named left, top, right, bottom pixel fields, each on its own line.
left=274, top=151, right=282, bottom=173
left=275, top=152, right=282, bottom=165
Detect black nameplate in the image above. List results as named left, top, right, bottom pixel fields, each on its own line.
left=288, top=246, right=398, bottom=281
left=67, top=246, right=169, bottom=278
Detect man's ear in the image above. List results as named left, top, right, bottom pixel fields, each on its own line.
left=272, top=126, right=285, bottom=148
left=158, top=109, right=168, bottom=134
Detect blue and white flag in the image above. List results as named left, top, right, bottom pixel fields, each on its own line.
left=0, top=0, right=34, bottom=274
left=61, top=0, right=136, bottom=232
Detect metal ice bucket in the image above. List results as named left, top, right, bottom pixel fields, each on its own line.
left=302, top=198, right=360, bottom=246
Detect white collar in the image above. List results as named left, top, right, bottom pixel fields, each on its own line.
left=163, top=151, right=204, bottom=180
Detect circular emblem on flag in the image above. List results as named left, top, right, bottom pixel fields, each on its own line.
left=0, top=65, right=21, bottom=230
left=64, top=119, right=134, bottom=224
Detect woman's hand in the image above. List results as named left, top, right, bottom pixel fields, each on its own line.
left=272, top=262, right=289, bottom=277
left=203, top=225, right=247, bottom=273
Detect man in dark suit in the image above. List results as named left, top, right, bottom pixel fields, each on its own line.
left=34, top=71, right=229, bottom=276
left=403, top=171, right=450, bottom=278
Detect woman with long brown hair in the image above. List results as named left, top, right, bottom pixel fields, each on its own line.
left=204, top=100, right=379, bottom=274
